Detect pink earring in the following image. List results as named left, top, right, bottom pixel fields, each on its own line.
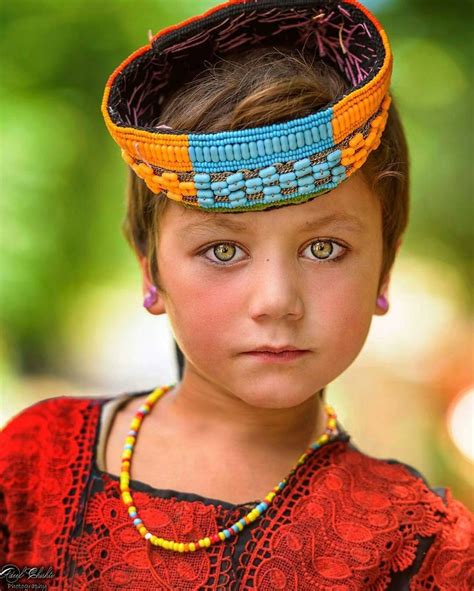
left=143, top=285, right=158, bottom=309
left=377, top=294, right=389, bottom=312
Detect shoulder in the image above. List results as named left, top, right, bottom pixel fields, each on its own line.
left=1, top=394, right=107, bottom=447
left=339, top=441, right=474, bottom=588
left=0, top=394, right=114, bottom=474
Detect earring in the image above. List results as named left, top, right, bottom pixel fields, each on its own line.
left=143, top=285, right=158, bottom=309
left=377, top=294, right=389, bottom=312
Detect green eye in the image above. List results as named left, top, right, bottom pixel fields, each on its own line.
left=213, top=243, right=236, bottom=262
left=310, top=241, right=334, bottom=259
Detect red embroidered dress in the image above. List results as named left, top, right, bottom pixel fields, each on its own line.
left=1, top=390, right=473, bottom=590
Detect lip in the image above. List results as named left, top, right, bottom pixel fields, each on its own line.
left=242, top=347, right=310, bottom=363
left=248, top=345, right=307, bottom=353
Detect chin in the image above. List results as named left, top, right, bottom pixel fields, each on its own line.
left=234, top=379, right=319, bottom=410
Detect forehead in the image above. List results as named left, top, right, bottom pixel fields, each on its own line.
left=161, top=171, right=380, bottom=234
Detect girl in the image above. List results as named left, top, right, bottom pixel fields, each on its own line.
left=1, top=1, right=472, bottom=589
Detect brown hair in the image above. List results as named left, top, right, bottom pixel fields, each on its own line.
left=123, top=46, right=409, bottom=293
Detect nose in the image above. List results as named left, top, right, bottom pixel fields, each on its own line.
left=247, top=256, right=304, bottom=321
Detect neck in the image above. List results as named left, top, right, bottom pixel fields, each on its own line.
left=156, top=369, right=328, bottom=454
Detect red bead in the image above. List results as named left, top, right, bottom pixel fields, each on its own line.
left=211, top=534, right=220, bottom=543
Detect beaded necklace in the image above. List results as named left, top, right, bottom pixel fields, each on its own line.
left=120, top=384, right=340, bottom=553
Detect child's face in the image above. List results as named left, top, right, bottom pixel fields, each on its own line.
left=147, top=171, right=385, bottom=409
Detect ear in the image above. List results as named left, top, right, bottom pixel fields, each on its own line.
left=138, top=255, right=167, bottom=315
left=374, top=238, right=403, bottom=316
left=374, top=272, right=391, bottom=316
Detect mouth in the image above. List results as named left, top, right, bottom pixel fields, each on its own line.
left=242, top=347, right=310, bottom=362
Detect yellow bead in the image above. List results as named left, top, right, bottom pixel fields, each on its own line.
left=204, top=538, right=211, bottom=547
left=131, top=418, right=141, bottom=430
left=218, top=532, right=226, bottom=541
left=128, top=506, right=136, bottom=515
left=125, top=436, right=135, bottom=445
left=163, top=541, right=170, bottom=549
left=138, top=526, right=147, bottom=536
left=173, top=542, right=180, bottom=551
left=178, top=543, right=185, bottom=552
left=189, top=543, right=196, bottom=552
left=122, top=449, right=132, bottom=460
left=236, top=522, right=244, bottom=532
left=122, top=492, right=132, bottom=505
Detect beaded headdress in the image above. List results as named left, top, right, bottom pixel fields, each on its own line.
left=102, top=0, right=392, bottom=212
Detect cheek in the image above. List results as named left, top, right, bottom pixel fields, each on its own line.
left=307, top=267, right=378, bottom=355
left=162, top=264, right=239, bottom=350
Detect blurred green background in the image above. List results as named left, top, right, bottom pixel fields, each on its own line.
left=1, top=0, right=473, bottom=509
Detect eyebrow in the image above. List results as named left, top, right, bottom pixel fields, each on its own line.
left=179, top=216, right=255, bottom=236
left=299, top=213, right=366, bottom=234
left=179, top=212, right=366, bottom=236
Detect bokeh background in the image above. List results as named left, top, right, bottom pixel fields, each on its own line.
left=1, top=0, right=473, bottom=509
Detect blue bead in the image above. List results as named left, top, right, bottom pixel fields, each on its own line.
left=319, top=124, right=328, bottom=140
left=300, top=184, right=316, bottom=194
left=278, top=172, right=295, bottom=183
left=245, top=187, right=260, bottom=195
left=298, top=175, right=316, bottom=186
left=124, top=443, right=133, bottom=450
left=249, top=142, right=259, bottom=158
left=246, top=177, right=263, bottom=188
left=318, top=162, right=330, bottom=171
left=327, top=150, right=342, bottom=163
left=218, top=146, right=226, bottom=161
left=130, top=511, right=137, bottom=518
left=232, top=524, right=239, bottom=533
left=231, top=198, right=248, bottom=206
left=228, top=181, right=245, bottom=191
left=327, top=121, right=333, bottom=138
left=280, top=135, right=289, bottom=152
left=197, top=198, right=215, bottom=206
left=304, top=130, right=313, bottom=146
left=133, top=518, right=142, bottom=526
left=272, top=137, right=282, bottom=153
left=264, top=138, right=274, bottom=155
left=210, top=147, right=219, bottom=162
left=257, top=140, right=266, bottom=157
left=223, top=529, right=231, bottom=539
left=233, top=144, right=242, bottom=160
left=195, top=183, right=211, bottom=190
left=197, top=190, right=214, bottom=199
left=195, top=147, right=204, bottom=162
left=225, top=145, right=234, bottom=161
left=288, top=134, right=297, bottom=150
left=313, top=170, right=330, bottom=180
left=227, top=172, right=243, bottom=184
left=189, top=146, right=196, bottom=162
left=311, top=127, right=320, bottom=143
left=216, top=188, right=230, bottom=196
left=281, top=180, right=297, bottom=189
left=241, top=143, right=250, bottom=160
left=203, top=147, right=212, bottom=162
left=262, top=174, right=279, bottom=185
left=295, top=132, right=305, bottom=148
left=239, top=518, right=247, bottom=527
left=294, top=158, right=311, bottom=171
left=263, top=186, right=281, bottom=195
left=331, top=165, right=346, bottom=175
left=259, top=165, right=277, bottom=178
left=194, top=173, right=211, bottom=183
left=295, top=167, right=312, bottom=178
left=228, top=190, right=246, bottom=201
left=211, top=181, right=227, bottom=190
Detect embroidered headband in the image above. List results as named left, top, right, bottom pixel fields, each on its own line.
left=102, top=0, right=392, bottom=212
